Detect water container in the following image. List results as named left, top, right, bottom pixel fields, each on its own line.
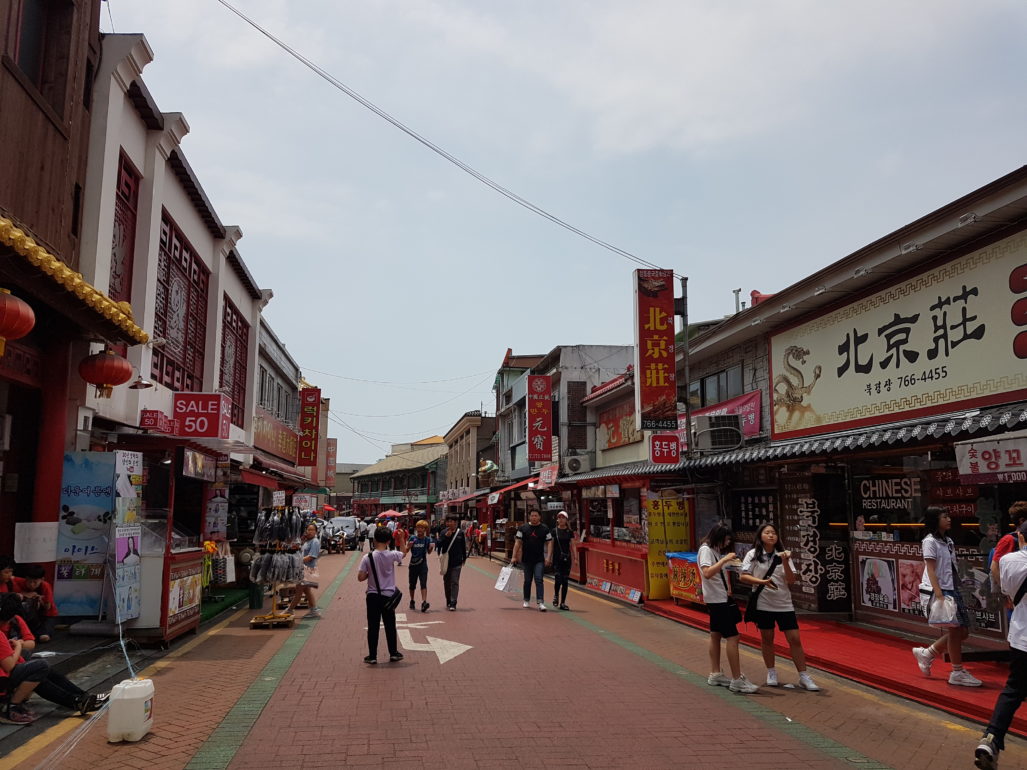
left=106, top=678, right=155, bottom=743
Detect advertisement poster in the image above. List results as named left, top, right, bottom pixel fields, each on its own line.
left=675, top=390, right=762, bottom=451
left=55, top=452, right=115, bottom=615
left=667, top=553, right=703, bottom=603
left=771, top=231, right=1027, bottom=440
left=114, top=525, right=142, bottom=621
left=165, top=560, right=202, bottom=634
left=859, top=556, right=897, bottom=611
left=596, top=400, right=641, bottom=450
left=526, top=375, right=553, bottom=462
left=897, top=558, right=924, bottom=615
left=645, top=492, right=691, bottom=600
left=633, top=269, right=677, bottom=430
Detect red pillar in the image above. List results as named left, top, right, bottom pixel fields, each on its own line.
left=32, top=338, right=71, bottom=583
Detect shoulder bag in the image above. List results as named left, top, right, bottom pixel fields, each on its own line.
left=439, top=531, right=461, bottom=576
left=743, top=553, right=781, bottom=624
left=718, top=558, right=743, bottom=625
left=368, top=551, right=402, bottom=612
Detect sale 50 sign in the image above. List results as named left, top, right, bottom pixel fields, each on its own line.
left=172, top=393, right=232, bottom=439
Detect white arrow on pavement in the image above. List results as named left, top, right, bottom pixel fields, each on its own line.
left=396, top=628, right=472, bottom=664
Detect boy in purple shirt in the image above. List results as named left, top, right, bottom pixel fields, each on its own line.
left=358, top=527, right=405, bottom=664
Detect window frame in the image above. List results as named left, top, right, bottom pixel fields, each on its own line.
left=219, top=295, right=250, bottom=428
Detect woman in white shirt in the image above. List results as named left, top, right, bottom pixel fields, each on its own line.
left=912, top=505, right=981, bottom=687
left=698, top=524, right=759, bottom=694
left=740, top=523, right=819, bottom=691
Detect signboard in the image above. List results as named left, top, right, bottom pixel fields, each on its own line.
left=272, top=490, right=287, bottom=507
left=633, top=269, right=677, bottom=430
left=645, top=492, right=691, bottom=600
left=182, top=448, right=216, bottom=481
left=253, top=407, right=299, bottom=463
left=172, top=393, right=231, bottom=439
left=675, top=390, right=762, bottom=451
left=668, top=553, right=704, bottom=603
left=139, top=409, right=178, bottom=435
left=165, top=558, right=202, bottom=636
left=14, top=522, right=59, bottom=564
left=649, top=433, right=680, bottom=464
left=597, top=399, right=641, bottom=450
left=325, top=438, right=338, bottom=488
left=956, top=433, right=1027, bottom=483
left=526, top=375, right=553, bottom=462
left=297, top=388, right=322, bottom=466
left=770, top=232, right=1027, bottom=440
left=114, top=525, right=142, bottom=621
left=536, top=463, right=559, bottom=490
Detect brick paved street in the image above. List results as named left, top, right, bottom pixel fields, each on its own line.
left=8, top=553, right=1027, bottom=769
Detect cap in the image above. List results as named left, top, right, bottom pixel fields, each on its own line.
left=556, top=511, right=569, bottom=519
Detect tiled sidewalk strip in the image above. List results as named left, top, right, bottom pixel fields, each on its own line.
left=466, top=560, right=891, bottom=770
left=185, top=559, right=357, bottom=770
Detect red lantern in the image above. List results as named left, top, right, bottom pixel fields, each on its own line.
left=0, top=288, right=35, bottom=357
left=78, top=350, right=133, bottom=398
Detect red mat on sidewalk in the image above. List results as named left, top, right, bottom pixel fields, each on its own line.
left=646, top=599, right=1027, bottom=737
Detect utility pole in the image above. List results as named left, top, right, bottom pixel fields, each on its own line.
left=674, top=276, right=692, bottom=459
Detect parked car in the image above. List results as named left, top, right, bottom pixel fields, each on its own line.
left=329, top=516, right=360, bottom=550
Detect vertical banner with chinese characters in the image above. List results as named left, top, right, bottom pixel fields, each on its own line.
left=325, top=438, right=338, bottom=489
left=633, top=269, right=677, bottom=430
left=297, top=388, right=322, bottom=466
left=526, top=375, right=553, bottom=462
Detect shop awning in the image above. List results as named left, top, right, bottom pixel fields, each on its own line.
left=239, top=468, right=278, bottom=490
left=486, top=477, right=539, bottom=503
left=0, top=215, right=149, bottom=345
left=251, top=451, right=311, bottom=488
left=446, top=489, right=491, bottom=506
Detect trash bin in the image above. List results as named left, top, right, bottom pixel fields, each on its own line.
left=248, top=581, right=264, bottom=610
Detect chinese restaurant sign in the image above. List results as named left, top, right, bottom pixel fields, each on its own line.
left=172, top=393, right=231, bottom=439
left=526, top=375, right=553, bottom=462
left=956, top=433, right=1027, bottom=484
left=597, top=399, right=641, bottom=450
left=770, top=232, right=1027, bottom=439
left=297, top=388, right=322, bottom=466
left=633, top=269, right=677, bottom=430
left=253, top=407, right=299, bottom=464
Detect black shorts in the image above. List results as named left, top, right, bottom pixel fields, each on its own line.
left=408, top=561, right=429, bottom=590
left=707, top=602, right=740, bottom=638
left=755, top=610, right=799, bottom=631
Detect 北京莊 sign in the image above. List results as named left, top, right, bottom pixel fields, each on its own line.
left=172, top=393, right=232, bottom=439
left=633, top=269, right=677, bottom=430
left=770, top=232, right=1027, bottom=440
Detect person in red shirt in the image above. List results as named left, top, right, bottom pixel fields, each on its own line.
left=14, top=564, right=58, bottom=642
left=392, top=524, right=409, bottom=553
left=0, top=593, right=47, bottom=723
left=991, top=502, right=1027, bottom=593
left=0, top=556, right=16, bottom=593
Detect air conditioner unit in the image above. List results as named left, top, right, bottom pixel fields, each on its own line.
left=563, top=455, right=591, bottom=474
left=692, top=414, right=743, bottom=452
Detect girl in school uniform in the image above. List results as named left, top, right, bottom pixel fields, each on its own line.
left=740, top=522, right=820, bottom=691
left=698, top=524, right=759, bottom=693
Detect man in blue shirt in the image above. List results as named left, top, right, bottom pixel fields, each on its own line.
left=403, top=520, right=435, bottom=613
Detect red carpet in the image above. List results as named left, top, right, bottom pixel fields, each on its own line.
left=646, top=599, right=1027, bottom=738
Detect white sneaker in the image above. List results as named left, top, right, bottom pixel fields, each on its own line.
left=707, top=672, right=732, bottom=687
left=729, top=675, right=760, bottom=694
left=798, top=672, right=820, bottom=691
left=949, top=668, right=983, bottom=687
left=912, top=646, right=935, bottom=676
left=522, top=601, right=530, bottom=608
left=538, top=602, right=547, bottom=612
left=765, top=668, right=779, bottom=687
left=975, top=732, right=999, bottom=769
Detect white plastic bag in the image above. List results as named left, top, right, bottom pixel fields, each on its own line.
left=928, top=595, right=960, bottom=627
left=494, top=565, right=514, bottom=592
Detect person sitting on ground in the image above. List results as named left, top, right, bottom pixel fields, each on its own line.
left=0, top=594, right=106, bottom=718
left=14, top=565, right=58, bottom=642
left=0, top=556, right=16, bottom=593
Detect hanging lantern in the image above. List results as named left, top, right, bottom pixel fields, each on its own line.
left=78, top=349, right=133, bottom=398
left=0, top=288, right=36, bottom=357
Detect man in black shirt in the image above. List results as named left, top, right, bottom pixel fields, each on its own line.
left=512, top=510, right=553, bottom=611
left=438, top=514, right=467, bottom=611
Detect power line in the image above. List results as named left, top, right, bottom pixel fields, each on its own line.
left=213, top=0, right=675, bottom=275
left=331, top=374, right=493, bottom=418
left=301, top=366, right=493, bottom=386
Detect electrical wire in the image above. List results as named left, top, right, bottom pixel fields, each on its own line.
left=331, top=374, right=493, bottom=418
left=300, top=366, right=492, bottom=386
left=213, top=0, right=678, bottom=276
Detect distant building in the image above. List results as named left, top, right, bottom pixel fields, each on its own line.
left=440, top=410, right=496, bottom=518
left=332, top=462, right=369, bottom=512
left=350, top=442, right=448, bottom=519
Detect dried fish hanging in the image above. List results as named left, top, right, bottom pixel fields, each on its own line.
left=249, top=505, right=304, bottom=629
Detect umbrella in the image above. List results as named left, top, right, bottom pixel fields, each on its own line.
left=380, top=510, right=403, bottom=518
left=322, top=505, right=336, bottom=512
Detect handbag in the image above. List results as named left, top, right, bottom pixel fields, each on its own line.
left=719, top=563, right=743, bottom=626
left=368, top=551, right=402, bottom=612
left=743, top=553, right=780, bottom=624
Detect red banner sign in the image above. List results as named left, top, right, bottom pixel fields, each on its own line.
left=253, top=407, right=299, bottom=464
left=649, top=433, right=681, bottom=464
left=325, top=438, right=337, bottom=488
left=297, top=388, right=322, bottom=466
left=536, top=463, right=559, bottom=489
left=675, top=390, right=762, bottom=451
left=139, top=409, right=179, bottom=435
left=633, top=269, right=677, bottom=430
left=172, top=393, right=232, bottom=439
left=526, top=375, right=553, bottom=462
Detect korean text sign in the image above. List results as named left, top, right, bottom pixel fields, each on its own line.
left=297, top=388, right=322, bottom=466
left=526, top=375, right=553, bottom=462
left=633, top=269, right=677, bottom=430
left=649, top=433, right=680, bottom=464
left=770, top=232, right=1027, bottom=439
left=956, top=435, right=1027, bottom=483
left=172, top=393, right=231, bottom=439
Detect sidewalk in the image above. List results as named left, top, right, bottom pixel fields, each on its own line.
left=645, top=598, right=1025, bottom=737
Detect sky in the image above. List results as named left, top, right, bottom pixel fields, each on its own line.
left=104, top=0, right=1027, bottom=464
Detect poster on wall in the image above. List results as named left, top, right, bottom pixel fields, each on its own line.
left=114, top=526, right=142, bottom=622
left=858, top=556, right=897, bottom=611
left=897, top=558, right=924, bottom=616
left=165, top=560, right=202, bottom=635
left=596, top=400, right=641, bottom=450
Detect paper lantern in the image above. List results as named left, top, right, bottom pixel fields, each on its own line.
left=78, top=350, right=133, bottom=398
left=0, top=289, right=35, bottom=356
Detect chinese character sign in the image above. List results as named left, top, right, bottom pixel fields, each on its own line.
left=526, top=375, right=553, bottom=462
left=253, top=407, right=299, bottom=464
left=297, top=388, right=322, bottom=466
left=633, top=269, right=677, bottom=430
left=325, top=438, right=338, bottom=487
left=771, top=232, right=1027, bottom=439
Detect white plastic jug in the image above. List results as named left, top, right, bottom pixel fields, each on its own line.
left=106, top=678, right=155, bottom=743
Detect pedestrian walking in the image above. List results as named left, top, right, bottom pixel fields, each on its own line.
left=287, top=523, right=322, bottom=618
left=740, top=523, right=820, bottom=691
left=551, top=512, right=576, bottom=610
left=404, top=519, right=434, bottom=613
left=912, top=505, right=982, bottom=686
left=512, top=509, right=553, bottom=611
left=990, top=501, right=1027, bottom=591
left=393, top=522, right=409, bottom=553
left=698, top=524, right=759, bottom=694
left=357, top=527, right=405, bottom=664
left=438, top=514, right=467, bottom=611
left=357, top=518, right=368, bottom=551
left=975, top=520, right=1027, bottom=768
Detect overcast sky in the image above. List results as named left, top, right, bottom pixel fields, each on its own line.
left=105, top=1, right=1027, bottom=464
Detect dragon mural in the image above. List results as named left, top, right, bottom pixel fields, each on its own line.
left=773, top=346, right=822, bottom=407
